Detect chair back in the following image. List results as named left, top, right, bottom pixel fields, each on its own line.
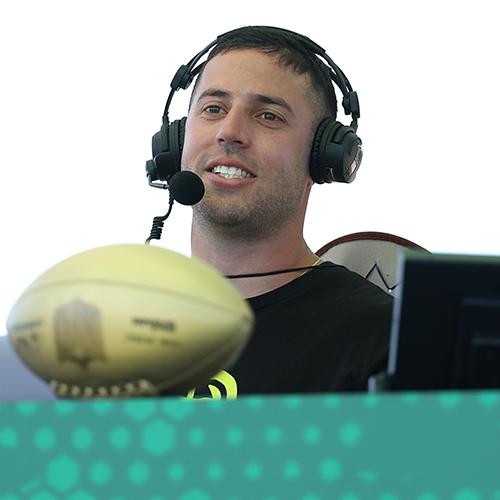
left=317, top=231, right=429, bottom=295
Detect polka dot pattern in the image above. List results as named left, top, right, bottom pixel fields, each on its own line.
left=127, top=461, right=150, bottom=485
left=72, top=427, right=94, bottom=450
left=167, top=463, right=186, bottom=481
left=90, top=461, right=111, bottom=485
left=0, top=391, right=497, bottom=497
left=244, top=461, right=263, bottom=480
left=34, top=427, right=56, bottom=452
left=109, top=426, right=131, bottom=450
left=339, top=422, right=362, bottom=447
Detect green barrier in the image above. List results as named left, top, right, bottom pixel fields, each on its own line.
left=1, top=391, right=499, bottom=499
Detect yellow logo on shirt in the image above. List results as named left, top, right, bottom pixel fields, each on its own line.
left=185, top=370, right=238, bottom=399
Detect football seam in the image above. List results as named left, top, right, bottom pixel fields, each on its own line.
left=17, top=278, right=250, bottom=318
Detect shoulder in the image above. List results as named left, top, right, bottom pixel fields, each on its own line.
left=249, top=262, right=392, bottom=309
left=314, top=262, right=393, bottom=306
left=249, top=261, right=393, bottom=315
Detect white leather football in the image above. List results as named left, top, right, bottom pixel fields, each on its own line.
left=7, top=244, right=254, bottom=398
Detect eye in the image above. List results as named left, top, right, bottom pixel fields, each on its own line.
left=258, top=111, right=281, bottom=122
left=203, top=105, right=223, bottom=115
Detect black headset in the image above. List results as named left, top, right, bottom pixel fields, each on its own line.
left=146, top=26, right=363, bottom=187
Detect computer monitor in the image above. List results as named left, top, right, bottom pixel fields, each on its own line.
left=381, top=250, right=500, bottom=390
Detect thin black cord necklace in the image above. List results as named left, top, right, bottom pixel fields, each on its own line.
left=225, top=258, right=332, bottom=279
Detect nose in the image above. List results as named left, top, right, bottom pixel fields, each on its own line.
left=216, top=107, right=250, bottom=148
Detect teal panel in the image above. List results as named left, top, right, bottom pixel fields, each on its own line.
left=1, top=392, right=499, bottom=499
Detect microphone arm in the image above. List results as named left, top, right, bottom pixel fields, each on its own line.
left=146, top=159, right=170, bottom=190
left=145, top=170, right=205, bottom=243
left=148, top=178, right=169, bottom=190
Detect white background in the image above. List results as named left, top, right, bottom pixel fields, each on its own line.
left=1, top=0, right=499, bottom=334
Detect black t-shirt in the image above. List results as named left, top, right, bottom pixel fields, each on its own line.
left=227, top=262, right=393, bottom=394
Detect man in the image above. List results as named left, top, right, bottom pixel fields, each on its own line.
left=181, top=27, right=392, bottom=395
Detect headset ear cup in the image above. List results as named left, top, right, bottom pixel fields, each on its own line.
left=310, top=118, right=362, bottom=183
left=152, top=125, right=166, bottom=160
left=168, top=116, right=186, bottom=171
left=309, top=119, right=334, bottom=184
left=150, top=117, right=187, bottom=180
left=148, top=126, right=169, bottom=181
left=178, top=117, right=186, bottom=159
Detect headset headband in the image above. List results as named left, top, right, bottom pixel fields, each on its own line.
left=148, top=26, right=363, bottom=187
left=161, top=26, right=360, bottom=130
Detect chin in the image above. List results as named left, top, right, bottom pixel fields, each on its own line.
left=194, top=203, right=247, bottom=228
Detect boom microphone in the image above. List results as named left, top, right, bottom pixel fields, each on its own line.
left=145, top=171, right=204, bottom=243
left=169, top=171, right=205, bottom=206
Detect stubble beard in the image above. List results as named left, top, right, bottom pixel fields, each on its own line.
left=191, top=166, right=309, bottom=242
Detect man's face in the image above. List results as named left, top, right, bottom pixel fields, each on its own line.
left=181, top=48, right=318, bottom=239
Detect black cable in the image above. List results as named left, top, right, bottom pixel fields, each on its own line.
left=227, top=262, right=398, bottom=296
left=225, top=263, right=338, bottom=279
left=145, top=193, right=174, bottom=244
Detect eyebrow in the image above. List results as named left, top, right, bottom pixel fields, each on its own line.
left=254, top=93, right=294, bottom=115
left=196, top=88, right=295, bottom=115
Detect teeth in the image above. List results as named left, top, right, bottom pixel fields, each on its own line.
left=211, top=165, right=253, bottom=179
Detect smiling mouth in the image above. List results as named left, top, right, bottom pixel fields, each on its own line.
left=209, top=165, right=255, bottom=179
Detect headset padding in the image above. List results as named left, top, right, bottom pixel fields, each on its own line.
left=310, top=118, right=343, bottom=184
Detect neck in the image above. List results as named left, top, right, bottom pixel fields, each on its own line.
left=191, top=217, right=318, bottom=299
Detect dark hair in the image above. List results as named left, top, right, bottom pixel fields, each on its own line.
left=190, top=26, right=337, bottom=119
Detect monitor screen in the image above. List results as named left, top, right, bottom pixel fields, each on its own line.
left=383, top=250, right=500, bottom=390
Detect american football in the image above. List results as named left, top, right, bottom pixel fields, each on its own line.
left=6, top=244, right=254, bottom=398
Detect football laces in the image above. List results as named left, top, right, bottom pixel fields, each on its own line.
left=49, top=378, right=159, bottom=398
